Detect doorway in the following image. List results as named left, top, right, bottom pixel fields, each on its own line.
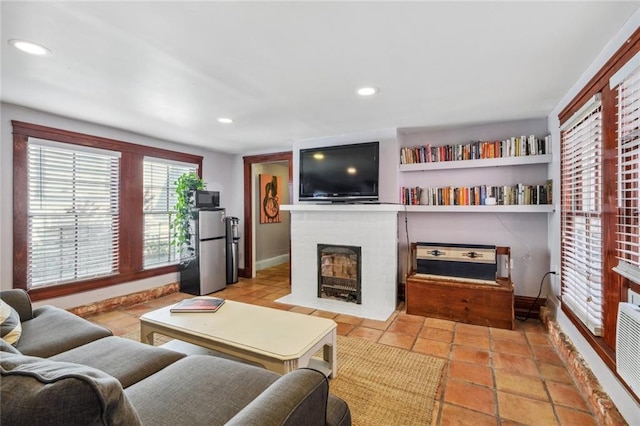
left=242, top=151, right=292, bottom=278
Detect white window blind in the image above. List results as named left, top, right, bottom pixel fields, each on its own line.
left=561, top=95, right=603, bottom=336
left=28, top=140, right=120, bottom=287
left=143, top=158, right=197, bottom=267
left=614, top=63, right=640, bottom=283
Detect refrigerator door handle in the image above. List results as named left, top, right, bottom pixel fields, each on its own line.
left=200, top=236, right=225, bottom=242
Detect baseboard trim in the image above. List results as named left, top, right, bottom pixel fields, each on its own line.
left=514, top=295, right=546, bottom=319
left=256, top=254, right=290, bottom=271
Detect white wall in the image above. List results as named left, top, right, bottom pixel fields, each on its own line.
left=546, top=10, right=640, bottom=422
left=0, top=102, right=236, bottom=309
left=398, top=118, right=550, bottom=297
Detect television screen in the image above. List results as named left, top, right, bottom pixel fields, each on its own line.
left=299, top=141, right=379, bottom=202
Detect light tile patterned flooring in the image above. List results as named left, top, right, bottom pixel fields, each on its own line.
left=88, top=263, right=598, bottom=425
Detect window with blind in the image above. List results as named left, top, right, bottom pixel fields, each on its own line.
left=14, top=121, right=204, bottom=299
left=27, top=139, right=120, bottom=288
left=143, top=158, right=198, bottom=268
left=613, top=57, right=640, bottom=283
left=560, top=94, right=603, bottom=336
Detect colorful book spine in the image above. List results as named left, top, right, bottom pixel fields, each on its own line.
left=406, top=182, right=552, bottom=206
left=399, top=134, right=551, bottom=165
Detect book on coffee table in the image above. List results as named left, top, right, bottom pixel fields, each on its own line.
left=170, top=297, right=225, bottom=313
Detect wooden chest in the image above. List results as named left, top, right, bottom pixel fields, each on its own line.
left=406, top=275, right=514, bottom=330
left=406, top=245, right=514, bottom=330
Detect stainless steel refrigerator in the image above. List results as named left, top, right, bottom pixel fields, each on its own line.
left=180, top=208, right=227, bottom=295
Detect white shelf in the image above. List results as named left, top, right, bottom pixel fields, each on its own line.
left=399, top=154, right=552, bottom=172
left=403, top=204, right=555, bottom=213
left=280, top=204, right=403, bottom=213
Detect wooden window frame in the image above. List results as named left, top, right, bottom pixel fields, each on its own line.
left=558, top=29, right=640, bottom=382
left=12, top=121, right=203, bottom=301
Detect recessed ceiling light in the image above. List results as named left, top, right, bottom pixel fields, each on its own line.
left=217, top=117, right=233, bottom=124
left=356, top=87, right=378, bottom=96
left=9, top=39, right=51, bottom=56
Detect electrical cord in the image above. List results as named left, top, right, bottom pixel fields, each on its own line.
left=516, top=271, right=556, bottom=322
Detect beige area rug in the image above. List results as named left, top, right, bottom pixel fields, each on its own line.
left=122, top=330, right=446, bottom=425
left=329, top=336, right=446, bottom=426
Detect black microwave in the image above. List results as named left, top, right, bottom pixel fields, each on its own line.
left=195, top=190, right=220, bottom=208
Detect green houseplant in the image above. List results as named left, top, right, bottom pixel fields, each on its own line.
left=172, top=172, right=205, bottom=259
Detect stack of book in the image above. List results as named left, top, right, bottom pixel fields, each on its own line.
left=170, top=297, right=226, bottom=313
left=400, top=134, right=551, bottom=165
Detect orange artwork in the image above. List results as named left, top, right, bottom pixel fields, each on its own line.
left=260, top=174, right=281, bottom=224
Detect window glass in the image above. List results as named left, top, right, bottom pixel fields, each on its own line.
left=28, top=140, right=120, bottom=287
left=143, top=158, right=198, bottom=267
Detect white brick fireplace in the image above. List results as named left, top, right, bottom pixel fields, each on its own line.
left=278, top=204, right=400, bottom=320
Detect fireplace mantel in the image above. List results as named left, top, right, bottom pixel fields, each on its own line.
left=278, top=204, right=399, bottom=320
left=280, top=203, right=403, bottom=213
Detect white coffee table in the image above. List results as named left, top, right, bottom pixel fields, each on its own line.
left=140, top=299, right=338, bottom=378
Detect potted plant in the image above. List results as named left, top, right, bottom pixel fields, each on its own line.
left=172, top=172, right=205, bottom=259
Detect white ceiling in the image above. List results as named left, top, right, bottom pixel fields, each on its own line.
left=2, top=1, right=639, bottom=154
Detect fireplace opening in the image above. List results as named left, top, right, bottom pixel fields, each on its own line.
left=317, top=244, right=362, bottom=304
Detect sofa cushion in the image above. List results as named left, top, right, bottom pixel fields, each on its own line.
left=226, top=368, right=329, bottom=426
left=16, top=305, right=112, bottom=357
left=1, top=300, right=22, bottom=346
left=51, top=336, right=186, bottom=388
left=1, top=338, right=22, bottom=354
left=326, top=394, right=352, bottom=426
left=0, top=353, right=141, bottom=425
left=126, top=355, right=282, bottom=425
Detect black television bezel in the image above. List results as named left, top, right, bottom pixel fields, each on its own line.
left=298, top=141, right=380, bottom=203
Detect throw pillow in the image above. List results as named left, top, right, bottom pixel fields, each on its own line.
left=0, top=300, right=22, bottom=346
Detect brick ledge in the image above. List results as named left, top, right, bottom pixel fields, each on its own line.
left=68, top=282, right=179, bottom=318
left=540, top=306, right=627, bottom=426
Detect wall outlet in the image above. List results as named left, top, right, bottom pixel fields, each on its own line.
left=551, top=265, right=560, bottom=288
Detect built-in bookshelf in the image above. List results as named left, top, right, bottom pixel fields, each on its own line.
left=400, top=135, right=550, bottom=165
left=401, top=180, right=552, bottom=206
left=399, top=153, right=552, bottom=172
left=398, top=133, right=553, bottom=213
left=402, top=204, right=554, bottom=213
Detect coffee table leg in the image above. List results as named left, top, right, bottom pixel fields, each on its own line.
left=140, top=322, right=155, bottom=345
left=324, top=330, right=338, bottom=378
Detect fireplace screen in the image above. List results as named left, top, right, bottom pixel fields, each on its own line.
left=317, top=244, right=362, bottom=304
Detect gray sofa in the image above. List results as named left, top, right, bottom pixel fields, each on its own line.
left=0, top=289, right=351, bottom=426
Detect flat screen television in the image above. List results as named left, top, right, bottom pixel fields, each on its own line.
left=299, top=141, right=379, bottom=202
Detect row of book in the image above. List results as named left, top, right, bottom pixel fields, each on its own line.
left=399, top=135, right=551, bottom=165
left=400, top=181, right=553, bottom=206
left=400, top=186, right=423, bottom=206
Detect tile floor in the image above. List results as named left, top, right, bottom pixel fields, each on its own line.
left=87, top=263, right=598, bottom=425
